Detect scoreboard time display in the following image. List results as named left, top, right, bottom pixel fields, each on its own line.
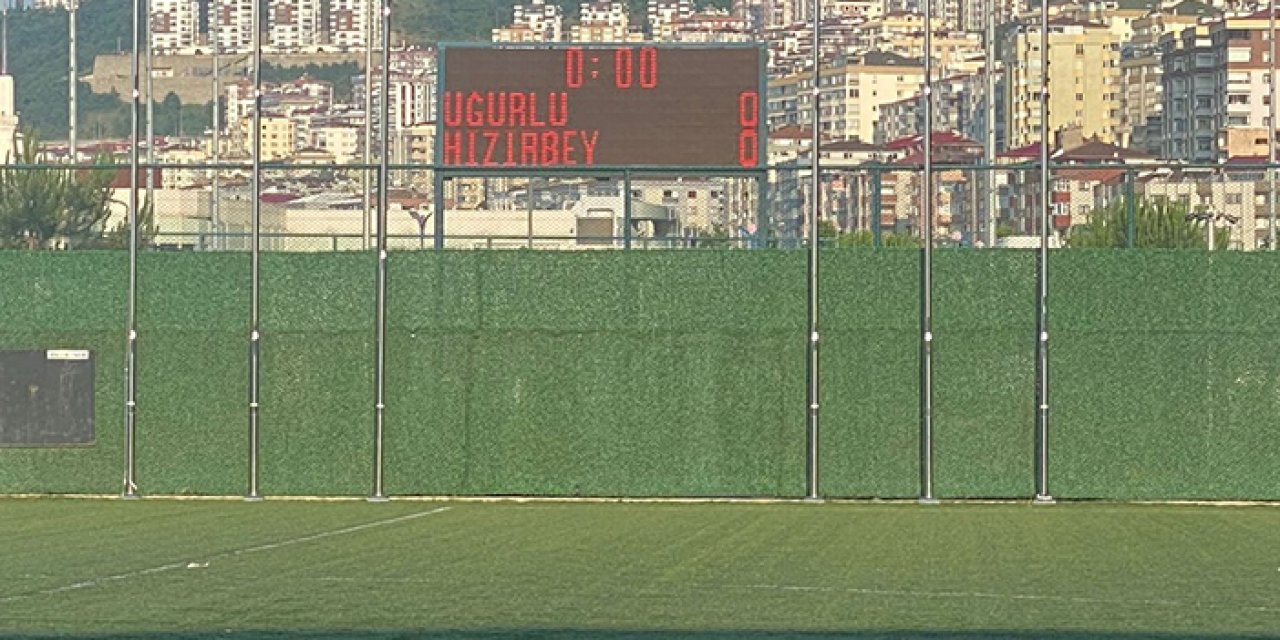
left=438, top=45, right=766, bottom=169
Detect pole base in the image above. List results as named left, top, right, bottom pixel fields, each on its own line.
left=918, top=497, right=940, bottom=505
left=1032, top=494, right=1056, bottom=505
left=802, top=496, right=825, bottom=504
left=244, top=495, right=264, bottom=503
left=120, top=493, right=141, bottom=501
left=367, top=495, right=390, bottom=504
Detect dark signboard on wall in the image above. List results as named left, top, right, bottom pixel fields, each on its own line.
left=0, top=350, right=94, bottom=446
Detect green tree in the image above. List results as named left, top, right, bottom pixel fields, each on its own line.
left=1067, top=197, right=1229, bottom=249
left=0, top=130, right=121, bottom=249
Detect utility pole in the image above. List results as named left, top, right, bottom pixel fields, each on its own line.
left=804, top=0, right=821, bottom=500
left=1034, top=0, right=1053, bottom=504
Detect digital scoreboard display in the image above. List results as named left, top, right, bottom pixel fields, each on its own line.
left=438, top=45, right=766, bottom=169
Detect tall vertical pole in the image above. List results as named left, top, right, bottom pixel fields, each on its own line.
left=1033, top=0, right=1053, bottom=503
left=123, top=0, right=141, bottom=499
left=145, top=0, right=154, bottom=213
left=985, top=1, right=997, bottom=248
left=1269, top=1, right=1276, bottom=250
left=805, top=0, right=821, bottom=500
left=362, top=0, right=375, bottom=250
left=370, top=0, right=392, bottom=502
left=919, top=0, right=936, bottom=504
left=212, top=5, right=221, bottom=250
left=246, top=0, right=263, bottom=501
left=69, top=0, right=77, bottom=164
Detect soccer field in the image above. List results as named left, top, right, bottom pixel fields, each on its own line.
left=1, top=499, right=1277, bottom=639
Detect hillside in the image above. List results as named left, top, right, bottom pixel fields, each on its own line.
left=7, top=0, right=734, bottom=141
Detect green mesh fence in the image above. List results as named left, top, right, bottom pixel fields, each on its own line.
left=1, top=250, right=1278, bottom=499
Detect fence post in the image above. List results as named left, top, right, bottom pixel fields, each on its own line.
left=871, top=168, right=883, bottom=248
left=623, top=169, right=632, bottom=250
left=1125, top=169, right=1136, bottom=249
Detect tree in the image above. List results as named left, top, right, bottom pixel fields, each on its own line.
left=1067, top=197, right=1229, bottom=249
left=0, top=130, right=120, bottom=249
left=835, top=230, right=921, bottom=248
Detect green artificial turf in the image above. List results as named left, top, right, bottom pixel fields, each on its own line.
left=1, top=499, right=1277, bottom=638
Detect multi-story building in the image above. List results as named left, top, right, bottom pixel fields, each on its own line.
left=1118, top=5, right=1210, bottom=154
left=493, top=0, right=565, bottom=43
left=268, top=0, right=323, bottom=52
left=572, top=1, right=631, bottom=43
left=214, top=0, right=254, bottom=53
left=330, top=0, right=381, bottom=51
left=1002, top=16, right=1121, bottom=150
left=311, top=123, right=362, bottom=163
left=671, top=10, right=755, bottom=43
left=874, top=74, right=981, bottom=144
left=768, top=52, right=926, bottom=142
left=1159, top=23, right=1217, bottom=160
left=648, top=0, right=694, bottom=40
left=241, top=115, right=297, bottom=161
left=150, top=0, right=199, bottom=54
left=1212, top=10, right=1280, bottom=161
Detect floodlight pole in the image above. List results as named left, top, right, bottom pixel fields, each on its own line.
left=1033, top=0, right=1054, bottom=504
left=370, top=0, right=392, bottom=503
left=919, top=0, right=937, bottom=505
left=212, top=17, right=221, bottom=250
left=985, top=4, right=997, bottom=248
left=69, top=0, right=77, bottom=165
left=362, top=0, right=375, bottom=250
left=246, top=0, right=263, bottom=502
left=123, top=0, right=141, bottom=499
left=804, top=0, right=821, bottom=500
left=1269, top=0, right=1276, bottom=250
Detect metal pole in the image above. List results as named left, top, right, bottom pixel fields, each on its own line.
left=985, top=3, right=997, bottom=248
left=1125, top=168, right=1135, bottom=248
left=623, top=169, right=633, bottom=249
left=1033, top=0, right=1053, bottom=504
left=370, top=0, right=392, bottom=502
left=123, top=0, right=141, bottom=499
left=871, top=168, right=882, bottom=247
left=69, top=0, right=77, bottom=165
left=362, top=0, right=375, bottom=251
left=1269, top=1, right=1275, bottom=250
left=246, top=0, right=263, bottom=501
left=919, top=0, right=936, bottom=504
left=805, top=0, right=821, bottom=500
left=527, top=177, right=535, bottom=249
left=145, top=0, right=154, bottom=213
left=212, top=12, right=221, bottom=250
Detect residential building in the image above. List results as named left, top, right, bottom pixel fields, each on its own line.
left=493, top=0, right=565, bottom=42
left=1002, top=17, right=1122, bottom=149
left=1212, top=10, right=1280, bottom=160
left=768, top=52, right=926, bottom=143
left=648, top=0, right=694, bottom=40
left=0, top=65, right=20, bottom=164
left=150, top=0, right=199, bottom=54
left=572, top=1, right=632, bottom=43
left=330, top=0, right=381, bottom=51
left=213, top=0, right=254, bottom=53
left=311, top=123, right=362, bottom=163
left=268, top=0, right=323, bottom=52
left=241, top=115, right=297, bottom=161
left=1159, top=23, right=1216, bottom=160
left=1118, top=4, right=1210, bottom=154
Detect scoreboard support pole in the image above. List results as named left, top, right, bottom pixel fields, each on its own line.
left=623, top=170, right=633, bottom=250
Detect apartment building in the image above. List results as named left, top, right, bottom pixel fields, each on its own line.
left=1118, top=6, right=1209, bottom=154
left=240, top=115, right=297, bottom=161
left=572, top=1, right=632, bottom=43
left=150, top=0, right=199, bottom=55
left=214, top=0, right=254, bottom=53
left=1002, top=17, right=1121, bottom=149
left=767, top=52, right=926, bottom=143
left=1159, top=23, right=1216, bottom=160
left=1213, top=11, right=1280, bottom=160
left=648, top=0, right=694, bottom=40
left=671, top=11, right=755, bottom=43
left=493, top=0, right=565, bottom=43
left=269, top=0, right=324, bottom=52
left=330, top=0, right=381, bottom=51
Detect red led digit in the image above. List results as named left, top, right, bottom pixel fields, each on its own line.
left=738, top=91, right=759, bottom=128
left=638, top=47, right=658, bottom=89
left=614, top=48, right=633, bottom=89
left=738, top=130, right=759, bottom=168
left=565, top=47, right=584, bottom=89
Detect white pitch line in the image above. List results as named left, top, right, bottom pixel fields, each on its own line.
left=0, top=506, right=452, bottom=605
left=731, top=583, right=1280, bottom=615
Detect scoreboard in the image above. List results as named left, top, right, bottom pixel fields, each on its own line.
left=437, top=45, right=766, bottom=169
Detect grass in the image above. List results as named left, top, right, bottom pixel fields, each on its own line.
left=0, top=499, right=1277, bottom=639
